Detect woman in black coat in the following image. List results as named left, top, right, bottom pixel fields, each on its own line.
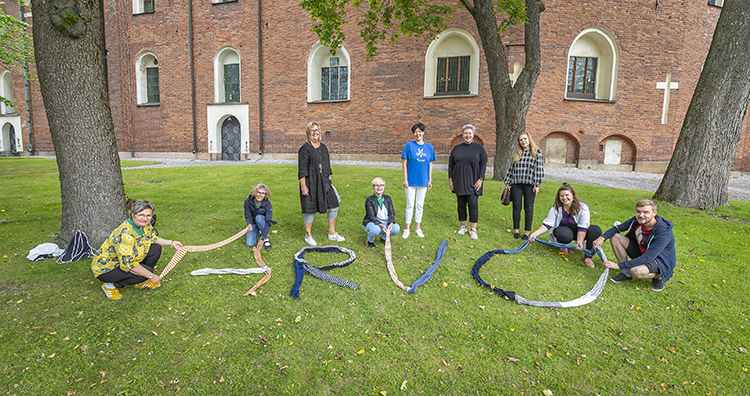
left=448, top=124, right=488, bottom=240
left=298, top=122, right=345, bottom=246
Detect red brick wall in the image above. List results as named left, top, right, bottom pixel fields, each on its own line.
left=10, top=0, right=750, bottom=171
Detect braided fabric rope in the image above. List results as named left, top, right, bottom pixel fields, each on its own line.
left=186, top=237, right=273, bottom=297
left=289, top=245, right=358, bottom=299
left=384, top=231, right=448, bottom=294
left=159, top=228, right=248, bottom=278
left=244, top=242, right=272, bottom=296
left=472, top=239, right=610, bottom=308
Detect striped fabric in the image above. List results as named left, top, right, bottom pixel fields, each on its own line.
left=159, top=228, right=249, bottom=278
left=289, top=245, right=358, bottom=299
left=472, top=239, right=609, bottom=308
left=384, top=231, right=448, bottom=294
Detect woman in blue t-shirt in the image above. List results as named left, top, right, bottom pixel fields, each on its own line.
left=400, top=122, right=436, bottom=239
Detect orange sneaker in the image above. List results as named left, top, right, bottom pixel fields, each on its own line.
left=102, top=283, right=122, bottom=300
left=134, top=279, right=161, bottom=289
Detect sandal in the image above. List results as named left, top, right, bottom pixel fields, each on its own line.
left=558, top=247, right=568, bottom=256
left=264, top=238, right=272, bottom=250
left=583, top=257, right=595, bottom=268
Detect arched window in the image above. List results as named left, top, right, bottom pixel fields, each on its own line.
left=214, top=47, right=241, bottom=103
left=307, top=43, right=350, bottom=102
left=566, top=27, right=619, bottom=101
left=135, top=52, right=159, bottom=105
left=132, top=0, right=154, bottom=14
left=424, top=28, right=480, bottom=98
left=1, top=71, right=16, bottom=114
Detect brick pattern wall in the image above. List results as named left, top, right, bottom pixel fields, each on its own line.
left=8, top=0, right=750, bottom=171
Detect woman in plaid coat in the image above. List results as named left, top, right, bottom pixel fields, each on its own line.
left=503, top=133, right=544, bottom=240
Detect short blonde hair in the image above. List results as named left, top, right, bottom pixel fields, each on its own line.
left=636, top=199, right=656, bottom=211
left=371, top=177, right=385, bottom=186
left=250, top=183, right=272, bottom=199
left=305, top=122, right=321, bottom=143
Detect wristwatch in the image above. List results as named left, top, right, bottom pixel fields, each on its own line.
left=148, top=273, right=154, bottom=280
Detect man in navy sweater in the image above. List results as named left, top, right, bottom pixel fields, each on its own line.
left=592, top=199, right=676, bottom=292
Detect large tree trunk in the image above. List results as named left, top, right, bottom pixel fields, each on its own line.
left=470, top=0, right=544, bottom=180
left=653, top=0, right=750, bottom=210
left=31, top=0, right=128, bottom=247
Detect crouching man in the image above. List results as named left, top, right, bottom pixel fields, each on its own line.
left=592, top=199, right=676, bottom=291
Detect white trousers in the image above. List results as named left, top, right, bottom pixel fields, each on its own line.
left=404, top=186, right=427, bottom=225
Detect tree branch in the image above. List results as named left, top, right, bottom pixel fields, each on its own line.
left=459, top=0, right=475, bottom=17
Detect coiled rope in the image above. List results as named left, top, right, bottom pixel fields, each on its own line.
left=289, top=245, right=358, bottom=299
left=472, top=239, right=610, bottom=308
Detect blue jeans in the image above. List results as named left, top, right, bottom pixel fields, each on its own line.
left=245, top=215, right=267, bottom=247
left=363, top=222, right=400, bottom=243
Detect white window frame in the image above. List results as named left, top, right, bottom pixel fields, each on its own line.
left=307, top=43, right=351, bottom=103
left=135, top=52, right=159, bottom=105
left=424, top=28, right=480, bottom=98
left=565, top=27, right=619, bottom=101
left=214, top=47, right=241, bottom=104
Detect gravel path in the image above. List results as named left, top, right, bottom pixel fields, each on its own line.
left=123, top=157, right=750, bottom=202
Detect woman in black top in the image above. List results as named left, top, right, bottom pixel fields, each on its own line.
left=503, top=132, right=544, bottom=240
left=448, top=124, right=488, bottom=240
left=298, top=122, right=345, bottom=246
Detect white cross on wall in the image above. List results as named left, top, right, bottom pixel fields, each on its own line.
left=656, top=72, right=679, bottom=124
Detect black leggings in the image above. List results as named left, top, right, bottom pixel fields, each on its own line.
left=456, top=194, right=479, bottom=223
left=552, top=224, right=602, bottom=258
left=97, top=244, right=162, bottom=288
left=511, top=184, right=536, bottom=231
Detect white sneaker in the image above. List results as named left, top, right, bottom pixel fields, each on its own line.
left=469, top=229, right=478, bottom=240
left=328, top=233, right=346, bottom=242
left=415, top=229, right=424, bottom=238
left=402, top=229, right=410, bottom=239
left=304, top=235, right=317, bottom=246
left=458, top=225, right=468, bottom=235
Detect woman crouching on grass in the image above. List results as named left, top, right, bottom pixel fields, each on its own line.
left=244, top=183, right=276, bottom=250
left=528, top=183, right=602, bottom=267
left=91, top=200, right=183, bottom=300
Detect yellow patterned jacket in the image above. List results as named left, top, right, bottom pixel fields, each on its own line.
left=91, top=219, right=158, bottom=277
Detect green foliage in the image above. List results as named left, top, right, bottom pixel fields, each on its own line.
left=493, top=0, right=527, bottom=33
left=300, top=0, right=529, bottom=58
left=0, top=4, right=34, bottom=108
left=301, top=0, right=454, bottom=57
left=1, top=158, right=749, bottom=394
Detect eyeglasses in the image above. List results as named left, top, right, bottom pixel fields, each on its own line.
left=135, top=214, right=152, bottom=219
left=373, top=184, right=385, bottom=188
left=256, top=191, right=267, bottom=195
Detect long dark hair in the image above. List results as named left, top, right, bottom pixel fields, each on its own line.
left=553, top=182, right=581, bottom=215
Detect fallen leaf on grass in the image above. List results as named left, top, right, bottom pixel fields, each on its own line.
left=219, top=376, right=225, bottom=383
left=279, top=366, right=288, bottom=373
left=357, top=349, right=364, bottom=355
left=400, top=380, right=407, bottom=390
left=543, top=390, right=553, bottom=396
left=380, top=391, right=387, bottom=396
left=507, top=356, right=520, bottom=362
left=295, top=315, right=302, bottom=323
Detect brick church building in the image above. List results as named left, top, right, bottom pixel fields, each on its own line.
left=1, top=0, right=747, bottom=173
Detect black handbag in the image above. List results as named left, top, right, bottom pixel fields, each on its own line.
left=501, top=188, right=512, bottom=206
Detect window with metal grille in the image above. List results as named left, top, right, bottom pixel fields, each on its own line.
left=146, top=67, right=159, bottom=103
left=435, top=56, right=470, bottom=95
left=224, top=63, right=240, bottom=102
left=566, top=56, right=597, bottom=99
left=321, top=57, right=348, bottom=101
left=144, top=0, right=154, bottom=13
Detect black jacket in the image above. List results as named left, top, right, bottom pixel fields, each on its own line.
left=362, top=194, right=395, bottom=227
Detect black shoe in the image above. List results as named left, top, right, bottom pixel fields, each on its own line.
left=651, top=277, right=664, bottom=291
left=521, top=234, right=529, bottom=240
left=263, top=238, right=272, bottom=251
left=611, top=273, right=632, bottom=283
left=514, top=232, right=520, bottom=239
left=367, top=241, right=377, bottom=249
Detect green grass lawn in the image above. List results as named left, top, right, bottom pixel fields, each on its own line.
left=0, top=157, right=748, bottom=395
